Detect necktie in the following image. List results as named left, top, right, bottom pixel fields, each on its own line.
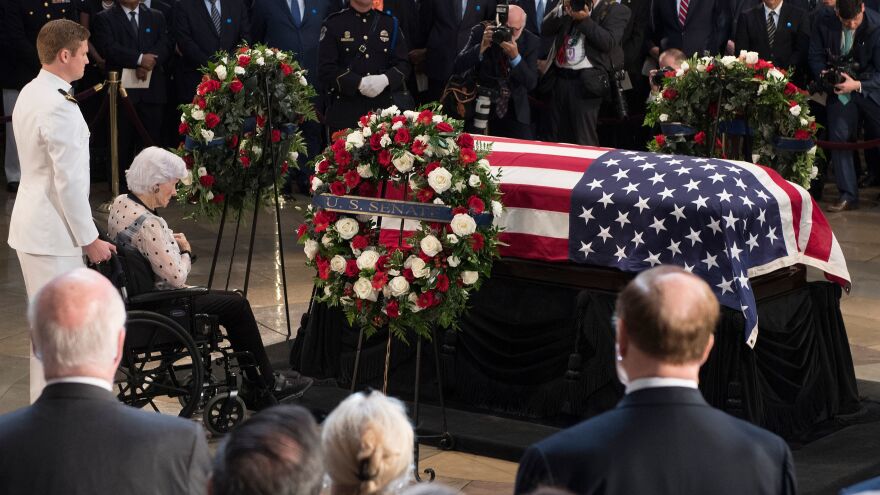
left=290, top=0, right=302, bottom=26
left=129, top=10, right=139, bottom=36
left=209, top=0, right=221, bottom=35
left=536, top=0, right=545, bottom=34
left=767, top=11, right=776, bottom=47
left=678, top=0, right=688, bottom=27
left=461, top=0, right=468, bottom=20
left=373, top=0, right=383, bottom=10
left=839, top=29, right=854, bottom=105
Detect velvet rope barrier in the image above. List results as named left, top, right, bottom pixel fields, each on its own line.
left=117, top=91, right=155, bottom=146
left=1, top=82, right=105, bottom=123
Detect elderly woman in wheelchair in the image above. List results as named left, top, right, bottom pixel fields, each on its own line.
left=106, top=147, right=311, bottom=419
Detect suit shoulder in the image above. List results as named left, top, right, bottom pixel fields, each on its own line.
left=324, top=8, right=349, bottom=24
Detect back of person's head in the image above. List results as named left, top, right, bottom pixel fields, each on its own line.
left=211, top=405, right=323, bottom=495
left=322, top=391, right=414, bottom=495
left=399, top=484, right=457, bottom=495
left=836, top=0, right=864, bottom=19
left=125, top=146, right=189, bottom=195
left=615, top=265, right=719, bottom=364
left=28, top=268, right=126, bottom=379
left=36, top=19, right=89, bottom=65
left=659, top=48, right=686, bottom=68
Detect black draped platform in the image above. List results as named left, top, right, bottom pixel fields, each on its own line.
left=290, top=260, right=860, bottom=440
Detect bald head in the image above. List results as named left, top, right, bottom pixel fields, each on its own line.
left=506, top=4, right=527, bottom=41
left=616, top=266, right=719, bottom=365
left=29, top=268, right=126, bottom=379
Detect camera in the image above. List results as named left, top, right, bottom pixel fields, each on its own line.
left=492, top=2, right=513, bottom=44
left=811, top=53, right=860, bottom=93
left=472, top=86, right=495, bottom=132
left=651, top=66, right=675, bottom=88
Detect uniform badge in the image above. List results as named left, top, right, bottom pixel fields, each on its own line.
left=341, top=30, right=354, bottom=42
left=379, top=29, right=389, bottom=42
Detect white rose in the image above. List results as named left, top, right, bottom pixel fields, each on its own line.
left=392, top=121, right=403, bottom=131
left=200, top=129, right=214, bottom=142
left=214, top=65, right=228, bottom=80
left=415, top=134, right=429, bottom=147
left=800, top=118, right=808, bottom=126
left=757, top=82, right=767, bottom=95
left=392, top=152, right=415, bottom=173
left=461, top=271, right=479, bottom=285
left=810, top=166, right=819, bottom=180
left=420, top=235, right=443, bottom=257
left=450, top=213, right=477, bottom=237
left=381, top=105, right=400, bottom=117
left=252, top=145, right=263, bottom=159
left=299, top=75, right=308, bottom=86
left=408, top=177, right=419, bottom=191
left=388, top=276, right=410, bottom=297
left=808, top=145, right=817, bottom=156
left=433, top=197, right=445, bottom=205
left=205, top=191, right=214, bottom=200
left=321, top=234, right=333, bottom=247
left=197, top=166, right=208, bottom=177
left=720, top=55, right=738, bottom=68
left=696, top=63, right=707, bottom=72
left=288, top=150, right=299, bottom=162
left=789, top=104, right=801, bottom=117
left=767, top=68, right=785, bottom=80
left=361, top=126, right=372, bottom=137
left=234, top=66, right=246, bottom=75
left=303, top=240, right=319, bottom=260
left=324, top=286, right=332, bottom=297
left=446, top=234, right=459, bottom=244
left=491, top=200, right=503, bottom=217
left=335, top=218, right=359, bottom=240
left=264, top=48, right=274, bottom=57
left=403, top=110, right=418, bottom=120
left=659, top=113, right=669, bottom=122
left=452, top=180, right=465, bottom=193
left=468, top=174, right=481, bottom=187
left=191, top=109, right=205, bottom=121
left=680, top=61, right=690, bottom=72
left=408, top=292, right=423, bottom=312
left=477, top=159, right=491, bottom=173
left=427, top=167, right=453, bottom=193
left=405, top=256, right=429, bottom=278
left=380, top=134, right=392, bottom=148
left=276, top=52, right=287, bottom=61
left=311, top=177, right=323, bottom=191
left=447, top=255, right=461, bottom=268
left=256, top=57, right=265, bottom=66
left=180, top=173, right=192, bottom=186
left=353, top=277, right=376, bottom=300
left=330, top=255, right=347, bottom=273
left=357, top=250, right=381, bottom=270
left=357, top=164, right=373, bottom=178
left=346, top=131, right=365, bottom=149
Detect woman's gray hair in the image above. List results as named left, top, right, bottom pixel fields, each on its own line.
left=125, top=146, right=189, bottom=195
left=322, top=391, right=414, bottom=495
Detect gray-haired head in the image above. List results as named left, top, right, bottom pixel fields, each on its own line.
left=125, top=146, right=189, bottom=195
left=28, top=268, right=126, bottom=380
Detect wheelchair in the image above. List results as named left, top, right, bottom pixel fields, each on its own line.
left=92, top=243, right=256, bottom=435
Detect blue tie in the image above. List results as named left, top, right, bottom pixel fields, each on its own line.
left=536, top=0, right=544, bottom=33
left=290, top=0, right=302, bottom=26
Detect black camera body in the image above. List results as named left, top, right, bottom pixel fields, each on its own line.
left=651, top=66, right=675, bottom=88
left=811, top=53, right=860, bottom=93
left=492, top=2, right=513, bottom=44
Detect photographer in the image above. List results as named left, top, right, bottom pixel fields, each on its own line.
left=649, top=48, right=686, bottom=94
left=453, top=4, right=539, bottom=138
left=808, top=0, right=880, bottom=211
left=542, top=0, right=630, bottom=145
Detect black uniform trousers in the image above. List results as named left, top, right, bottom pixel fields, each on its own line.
left=548, top=69, right=603, bottom=146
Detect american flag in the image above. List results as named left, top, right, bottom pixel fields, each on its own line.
left=479, top=137, right=851, bottom=347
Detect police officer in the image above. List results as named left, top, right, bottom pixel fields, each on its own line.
left=2, top=0, right=79, bottom=193
left=319, top=0, right=411, bottom=133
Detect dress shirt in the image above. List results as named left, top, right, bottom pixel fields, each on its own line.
left=763, top=1, right=783, bottom=21
left=46, top=376, right=114, bottom=392
left=625, top=376, right=699, bottom=394
left=203, top=0, right=221, bottom=18
left=121, top=4, right=144, bottom=65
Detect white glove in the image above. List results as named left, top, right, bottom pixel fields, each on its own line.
left=358, top=74, right=390, bottom=98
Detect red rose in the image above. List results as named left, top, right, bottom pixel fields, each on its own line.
left=357, top=181, right=377, bottom=197
left=331, top=138, right=346, bottom=153
left=411, top=139, right=428, bottom=156
left=211, top=193, right=225, bottom=204
left=435, top=274, right=450, bottom=293
left=238, top=47, right=249, bottom=54
left=281, top=161, right=289, bottom=174
left=457, top=133, right=474, bottom=149
left=228, top=134, right=239, bottom=149
left=452, top=206, right=468, bottom=216
left=334, top=149, right=352, bottom=167
left=196, top=97, right=207, bottom=109
left=435, top=122, right=453, bottom=133
left=183, top=155, right=194, bottom=169
left=755, top=59, right=774, bottom=70
left=199, top=174, right=215, bottom=188
left=417, top=291, right=436, bottom=308
left=654, top=134, right=666, bottom=147
left=351, top=235, right=369, bottom=250
left=317, top=257, right=330, bottom=280
left=317, top=160, right=330, bottom=173
left=297, top=224, right=307, bottom=238
left=784, top=82, right=799, bottom=95
left=392, top=115, right=408, bottom=126
left=694, top=131, right=706, bottom=145
left=344, top=169, right=361, bottom=188
left=385, top=300, right=400, bottom=319
left=794, top=129, right=811, bottom=140
left=272, top=129, right=282, bottom=143
left=313, top=210, right=333, bottom=232
left=229, top=79, right=243, bottom=93
left=662, top=88, right=678, bottom=100
left=240, top=155, right=251, bottom=168
left=370, top=132, right=384, bottom=151
left=467, top=195, right=485, bottom=214
left=330, top=181, right=346, bottom=196
left=378, top=149, right=392, bottom=167
left=359, top=113, right=373, bottom=128
left=256, top=115, right=266, bottom=129
left=238, top=55, right=251, bottom=67
left=403, top=268, right=415, bottom=282
left=753, top=74, right=765, bottom=81
left=394, top=127, right=411, bottom=145
left=664, top=70, right=676, bottom=79
left=417, top=188, right=434, bottom=202
left=470, top=232, right=485, bottom=251
left=204, top=113, right=221, bottom=129
left=460, top=148, right=477, bottom=164
left=345, top=259, right=360, bottom=277
left=425, top=161, right=440, bottom=175
left=706, top=64, right=715, bottom=73
left=280, top=63, right=292, bottom=76
left=372, top=271, right=388, bottom=290
left=789, top=100, right=799, bottom=108
left=178, top=121, right=189, bottom=135
left=417, top=109, right=434, bottom=125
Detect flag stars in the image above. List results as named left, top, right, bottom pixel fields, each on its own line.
left=692, top=195, right=709, bottom=210
left=740, top=195, right=755, bottom=209
left=597, top=225, right=613, bottom=243
left=598, top=192, right=615, bottom=208
left=766, top=226, right=778, bottom=243
left=699, top=162, right=716, bottom=170
left=586, top=178, right=604, bottom=190
left=729, top=243, right=743, bottom=261
left=756, top=208, right=766, bottom=226
left=674, top=165, right=691, bottom=175
left=648, top=172, right=666, bottom=185
left=649, top=216, right=667, bottom=234
left=644, top=251, right=662, bottom=266
left=622, top=182, right=640, bottom=194
left=746, top=232, right=760, bottom=251
left=683, top=179, right=700, bottom=191
left=717, top=189, right=733, bottom=202
left=579, top=206, right=595, bottom=225
left=670, top=204, right=686, bottom=222
left=667, top=239, right=682, bottom=257
left=737, top=273, right=750, bottom=290
left=685, top=227, right=702, bottom=246
left=708, top=172, right=726, bottom=183
left=707, top=217, right=722, bottom=235
left=722, top=210, right=739, bottom=230
left=638, top=162, right=657, bottom=170
left=658, top=187, right=675, bottom=200
left=579, top=241, right=594, bottom=257
left=716, top=276, right=734, bottom=295
left=631, top=155, right=647, bottom=162
left=755, top=189, right=770, bottom=202
left=612, top=168, right=630, bottom=181
left=603, top=158, right=621, bottom=166
left=634, top=196, right=650, bottom=213
left=614, top=244, right=627, bottom=261
left=726, top=165, right=742, bottom=174
left=667, top=159, right=683, bottom=165
left=734, top=177, right=747, bottom=190
left=615, top=210, right=631, bottom=228
left=631, top=231, right=645, bottom=247
left=702, top=253, right=719, bottom=270
left=683, top=262, right=695, bottom=273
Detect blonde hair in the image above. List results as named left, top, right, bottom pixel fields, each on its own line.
left=322, top=391, right=414, bottom=495
left=37, top=19, right=89, bottom=65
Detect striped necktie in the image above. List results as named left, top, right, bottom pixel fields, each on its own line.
left=767, top=11, right=776, bottom=47
left=678, top=0, right=689, bottom=27
left=536, top=0, right=545, bottom=33
left=209, top=0, right=221, bottom=34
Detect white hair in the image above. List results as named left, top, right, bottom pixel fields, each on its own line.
left=28, top=268, right=126, bottom=377
left=322, top=391, right=414, bottom=495
left=125, top=146, right=188, bottom=195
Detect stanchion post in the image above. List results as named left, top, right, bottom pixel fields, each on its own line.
left=109, top=71, right=120, bottom=198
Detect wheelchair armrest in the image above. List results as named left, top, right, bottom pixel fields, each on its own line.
left=128, top=287, right=210, bottom=305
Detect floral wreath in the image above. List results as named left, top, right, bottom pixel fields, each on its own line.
left=176, top=43, right=317, bottom=217
left=645, top=51, right=818, bottom=188
left=297, top=106, right=503, bottom=341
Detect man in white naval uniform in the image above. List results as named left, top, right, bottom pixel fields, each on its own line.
left=8, top=19, right=115, bottom=401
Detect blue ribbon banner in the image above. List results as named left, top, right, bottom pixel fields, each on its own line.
left=312, top=194, right=494, bottom=225
left=660, top=123, right=697, bottom=137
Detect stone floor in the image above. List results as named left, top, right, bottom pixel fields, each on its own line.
left=0, top=179, right=878, bottom=493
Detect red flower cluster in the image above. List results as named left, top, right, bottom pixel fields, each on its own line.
left=654, top=134, right=666, bottom=147
left=178, top=121, right=189, bottom=135
left=197, top=79, right=221, bottom=96
left=280, top=63, right=292, bottom=76
left=694, top=131, right=706, bottom=145
left=238, top=55, right=251, bottom=67
left=204, top=113, right=221, bottom=129
left=229, top=79, right=243, bottom=93
left=662, top=88, right=678, bottom=100
left=794, top=129, right=811, bottom=140
left=199, top=174, right=215, bottom=188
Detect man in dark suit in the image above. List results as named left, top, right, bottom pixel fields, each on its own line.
left=416, top=0, right=497, bottom=103
left=92, top=0, right=172, bottom=189
left=174, top=0, right=251, bottom=104
left=649, top=0, right=732, bottom=57
left=542, top=0, right=630, bottom=145
left=809, top=0, right=880, bottom=211
left=0, top=268, right=211, bottom=494
left=736, top=0, right=810, bottom=72
left=514, top=265, right=797, bottom=495
left=453, top=4, right=539, bottom=138
left=512, top=0, right=560, bottom=58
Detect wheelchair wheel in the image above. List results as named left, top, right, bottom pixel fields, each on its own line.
left=115, top=310, right=204, bottom=418
left=203, top=393, right=247, bottom=435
